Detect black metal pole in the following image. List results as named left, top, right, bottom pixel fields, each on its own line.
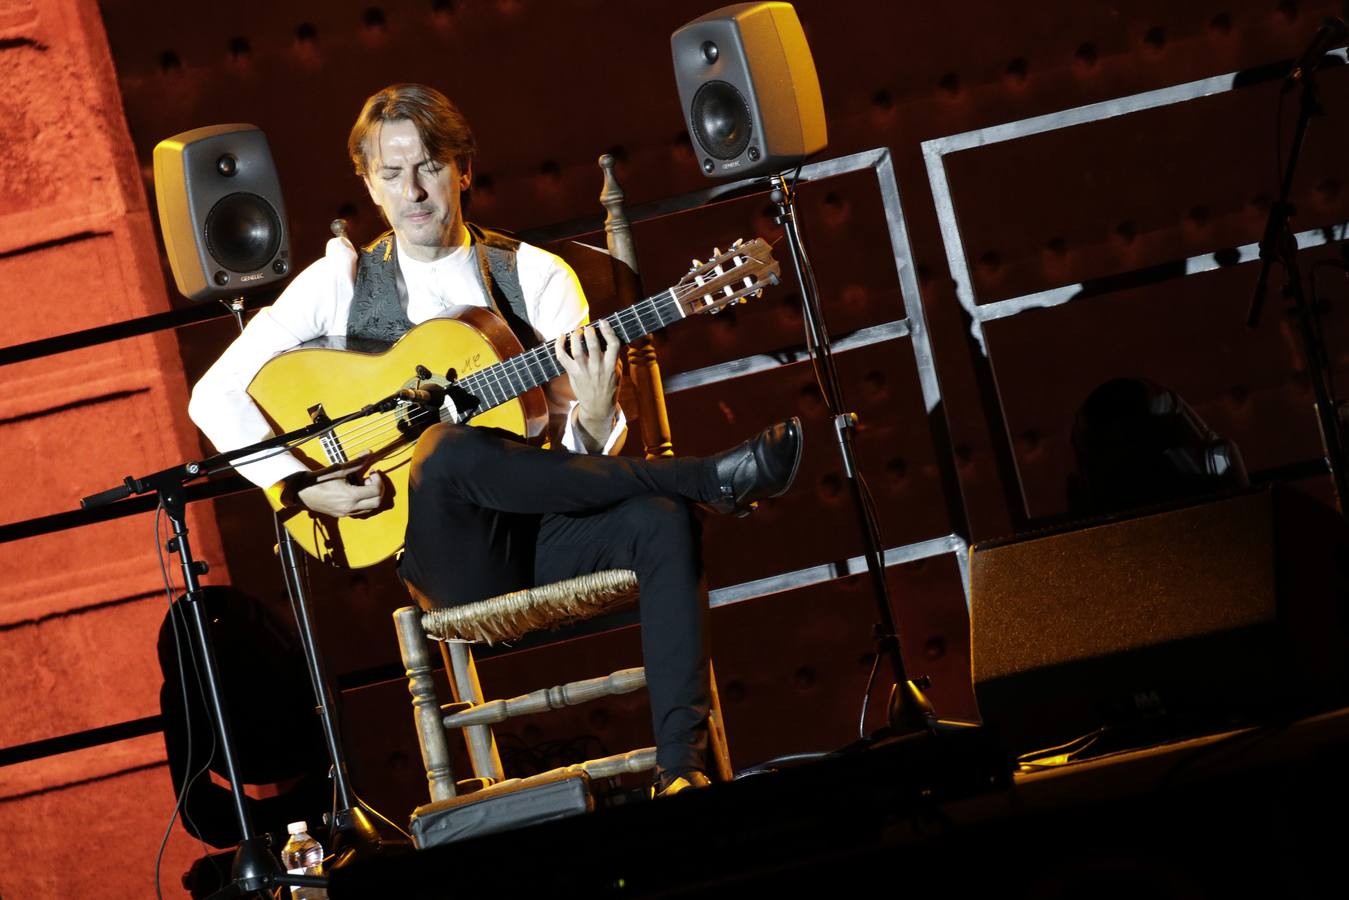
left=158, top=481, right=281, bottom=894
left=275, top=528, right=383, bottom=858
left=277, top=530, right=354, bottom=808
left=1285, top=245, right=1349, bottom=515
left=221, top=298, right=391, bottom=861
left=1248, top=77, right=1318, bottom=329
left=770, top=174, right=935, bottom=733
left=1247, top=72, right=1349, bottom=515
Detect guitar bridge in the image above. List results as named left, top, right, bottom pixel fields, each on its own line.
left=308, top=403, right=347, bottom=464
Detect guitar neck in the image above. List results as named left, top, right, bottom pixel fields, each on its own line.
left=447, top=288, right=687, bottom=421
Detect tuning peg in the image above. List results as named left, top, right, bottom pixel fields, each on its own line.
left=691, top=258, right=702, bottom=268
left=732, top=237, right=744, bottom=247
left=711, top=247, right=722, bottom=257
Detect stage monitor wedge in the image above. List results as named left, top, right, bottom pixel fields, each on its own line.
left=969, top=486, right=1349, bottom=756
left=672, top=2, right=827, bottom=179
left=154, top=124, right=291, bottom=302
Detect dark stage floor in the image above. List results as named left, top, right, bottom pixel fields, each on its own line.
left=325, top=706, right=1349, bottom=897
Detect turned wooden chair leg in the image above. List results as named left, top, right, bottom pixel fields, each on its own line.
left=394, top=606, right=456, bottom=803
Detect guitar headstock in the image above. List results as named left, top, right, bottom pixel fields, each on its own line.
left=675, top=238, right=780, bottom=317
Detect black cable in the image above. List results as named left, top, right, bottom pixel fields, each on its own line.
left=160, top=504, right=226, bottom=889
left=354, top=790, right=412, bottom=840
left=200, top=426, right=343, bottom=478
left=1311, top=260, right=1349, bottom=400
left=857, top=650, right=882, bottom=740
left=1015, top=727, right=1108, bottom=771
left=1275, top=81, right=1287, bottom=187
left=732, top=751, right=832, bottom=778
left=329, top=776, right=339, bottom=850
left=151, top=503, right=185, bottom=900
left=781, top=171, right=830, bottom=402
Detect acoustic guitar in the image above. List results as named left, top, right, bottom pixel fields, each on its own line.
left=246, top=238, right=780, bottom=568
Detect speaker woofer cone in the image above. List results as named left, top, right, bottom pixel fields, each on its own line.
left=205, top=192, right=282, bottom=273
left=691, top=81, right=753, bottom=161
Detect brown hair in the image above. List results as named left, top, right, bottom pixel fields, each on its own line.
left=348, top=83, right=476, bottom=178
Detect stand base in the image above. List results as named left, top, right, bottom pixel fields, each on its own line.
left=886, top=678, right=938, bottom=734
left=330, top=806, right=413, bottom=868
left=203, top=837, right=281, bottom=899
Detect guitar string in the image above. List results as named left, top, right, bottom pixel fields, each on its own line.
left=315, top=265, right=762, bottom=461
left=315, top=262, right=759, bottom=460
left=334, top=246, right=760, bottom=450
left=309, top=295, right=673, bottom=458
left=316, top=297, right=677, bottom=460
left=290, top=268, right=756, bottom=462
left=296, top=292, right=680, bottom=458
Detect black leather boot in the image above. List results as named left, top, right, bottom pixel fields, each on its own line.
left=704, top=417, right=803, bottom=516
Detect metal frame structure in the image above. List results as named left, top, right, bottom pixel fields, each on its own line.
left=921, top=50, right=1349, bottom=525
left=527, top=148, right=973, bottom=609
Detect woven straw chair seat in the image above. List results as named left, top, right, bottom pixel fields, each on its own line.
left=421, top=568, right=639, bottom=645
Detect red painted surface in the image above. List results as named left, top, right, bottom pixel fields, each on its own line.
left=0, top=0, right=224, bottom=897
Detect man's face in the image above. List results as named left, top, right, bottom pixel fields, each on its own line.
left=362, top=118, right=471, bottom=262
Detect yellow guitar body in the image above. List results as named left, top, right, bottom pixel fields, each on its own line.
left=247, top=309, right=546, bottom=569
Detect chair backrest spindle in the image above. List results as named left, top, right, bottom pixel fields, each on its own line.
left=599, top=154, right=674, bottom=459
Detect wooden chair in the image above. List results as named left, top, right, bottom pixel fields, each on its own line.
left=393, top=156, right=732, bottom=825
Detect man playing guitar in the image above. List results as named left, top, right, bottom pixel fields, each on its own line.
left=189, top=83, right=802, bottom=795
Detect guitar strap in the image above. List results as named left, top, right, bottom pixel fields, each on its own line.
left=346, top=226, right=540, bottom=352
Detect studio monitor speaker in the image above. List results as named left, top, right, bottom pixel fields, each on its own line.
left=153, top=124, right=290, bottom=302
left=672, top=2, right=827, bottom=179
left=969, top=487, right=1349, bottom=755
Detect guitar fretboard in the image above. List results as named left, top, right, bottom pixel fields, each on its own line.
left=442, top=288, right=687, bottom=423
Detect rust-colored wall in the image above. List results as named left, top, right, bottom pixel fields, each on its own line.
left=0, top=0, right=224, bottom=896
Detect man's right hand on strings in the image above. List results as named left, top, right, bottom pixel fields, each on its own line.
left=286, top=454, right=385, bottom=517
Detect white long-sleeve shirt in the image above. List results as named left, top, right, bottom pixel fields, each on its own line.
left=189, top=230, right=626, bottom=488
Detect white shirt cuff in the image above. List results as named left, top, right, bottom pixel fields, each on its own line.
left=560, top=401, right=628, bottom=455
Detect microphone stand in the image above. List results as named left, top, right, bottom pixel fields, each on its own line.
left=769, top=173, right=938, bottom=735
left=82, top=394, right=408, bottom=897
left=1246, top=61, right=1349, bottom=516
left=219, top=298, right=402, bottom=867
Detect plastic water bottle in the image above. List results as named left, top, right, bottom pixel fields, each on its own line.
left=279, top=820, right=326, bottom=899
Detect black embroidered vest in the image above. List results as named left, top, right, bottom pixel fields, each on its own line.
left=345, top=224, right=539, bottom=350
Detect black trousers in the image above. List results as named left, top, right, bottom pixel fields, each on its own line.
left=398, top=423, right=712, bottom=775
